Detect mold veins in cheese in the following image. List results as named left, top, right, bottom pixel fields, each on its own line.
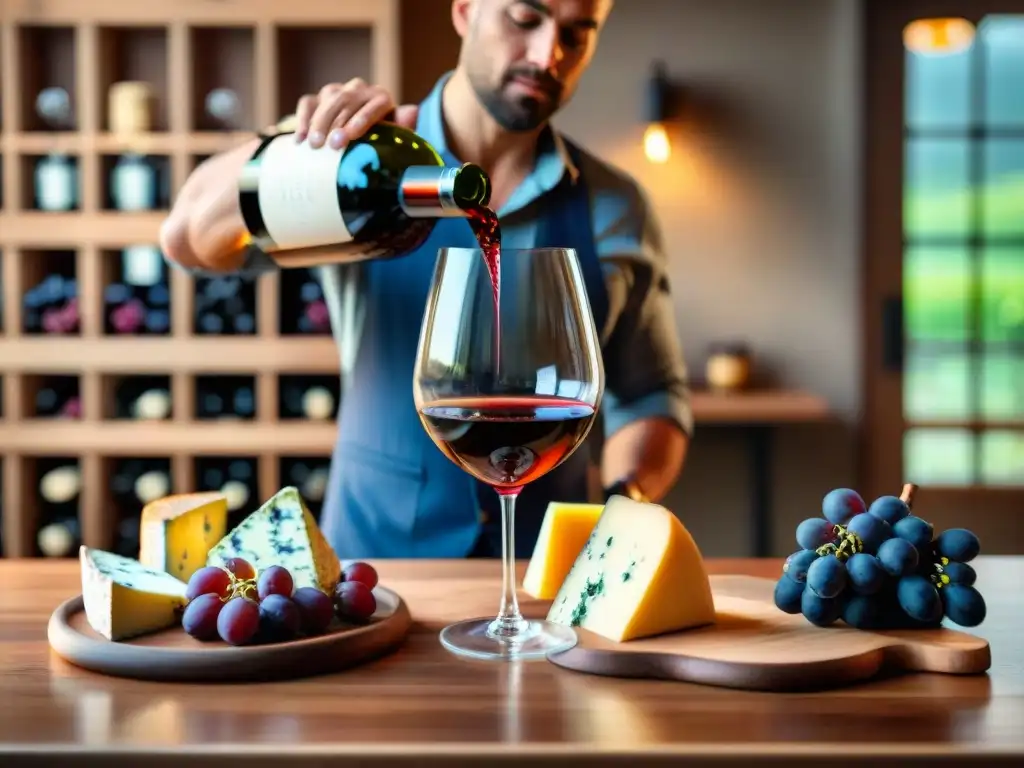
left=523, top=502, right=605, bottom=599
left=138, top=492, right=229, bottom=582
left=205, top=486, right=341, bottom=593
left=80, top=546, right=189, bottom=641
left=546, top=495, right=716, bottom=642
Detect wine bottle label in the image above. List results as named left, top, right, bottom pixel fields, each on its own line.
left=112, top=156, right=157, bottom=211
left=122, top=244, right=163, bottom=286
left=252, top=136, right=354, bottom=250
left=36, top=155, right=77, bottom=211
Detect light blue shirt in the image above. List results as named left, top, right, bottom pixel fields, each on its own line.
left=185, top=72, right=694, bottom=445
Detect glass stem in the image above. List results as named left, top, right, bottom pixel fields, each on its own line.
left=488, top=491, right=528, bottom=639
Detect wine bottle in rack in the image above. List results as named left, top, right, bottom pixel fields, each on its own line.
left=280, top=269, right=332, bottom=335
left=280, top=376, right=340, bottom=420
left=195, top=458, right=258, bottom=526
left=195, top=377, right=256, bottom=420
left=37, top=461, right=82, bottom=557
left=22, top=273, right=79, bottom=335
left=193, top=275, right=257, bottom=335
left=110, top=459, right=172, bottom=556
left=105, top=245, right=171, bottom=335
left=110, top=153, right=160, bottom=212
left=34, top=376, right=82, bottom=419
left=111, top=376, right=172, bottom=420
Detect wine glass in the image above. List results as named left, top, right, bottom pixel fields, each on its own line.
left=413, top=247, right=605, bottom=661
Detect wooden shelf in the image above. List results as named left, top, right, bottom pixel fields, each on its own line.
left=0, top=0, right=400, bottom=559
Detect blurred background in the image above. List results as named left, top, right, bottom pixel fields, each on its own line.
left=0, top=0, right=1021, bottom=561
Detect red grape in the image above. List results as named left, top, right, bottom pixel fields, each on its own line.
left=257, top=565, right=294, bottom=600
left=182, top=593, right=224, bottom=640
left=186, top=566, right=232, bottom=600
left=258, top=594, right=301, bottom=641
left=217, top=597, right=260, bottom=645
left=291, top=586, right=334, bottom=634
left=222, top=557, right=256, bottom=581
left=334, top=580, right=376, bottom=621
left=342, top=561, right=378, bottom=590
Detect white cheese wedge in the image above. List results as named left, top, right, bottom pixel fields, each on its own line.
left=80, top=546, right=189, bottom=641
left=546, top=495, right=716, bottom=642
left=523, top=502, right=605, bottom=599
left=205, top=486, right=341, bottom=593
left=138, top=491, right=229, bottom=583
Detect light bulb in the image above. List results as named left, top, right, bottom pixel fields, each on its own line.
left=643, top=123, right=670, bottom=163
left=903, top=18, right=975, bottom=55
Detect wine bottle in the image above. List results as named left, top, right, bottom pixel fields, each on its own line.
left=196, top=377, right=256, bottom=420
left=23, top=273, right=79, bottom=335
left=280, top=378, right=337, bottom=420
left=281, top=459, right=329, bottom=504
left=38, top=516, right=81, bottom=558
left=34, top=376, right=81, bottom=419
left=39, top=463, right=81, bottom=550
left=196, top=458, right=257, bottom=524
left=110, top=458, right=171, bottom=555
left=281, top=270, right=332, bottom=335
left=112, top=376, right=172, bottom=420
left=235, top=122, right=492, bottom=268
left=105, top=245, right=171, bottom=335
left=193, top=274, right=257, bottom=335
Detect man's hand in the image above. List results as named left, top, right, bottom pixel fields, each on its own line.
left=294, top=78, right=420, bottom=149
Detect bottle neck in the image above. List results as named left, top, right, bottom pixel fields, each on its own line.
left=398, top=163, right=491, bottom=218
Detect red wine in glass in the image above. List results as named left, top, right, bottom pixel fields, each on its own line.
left=418, top=396, right=596, bottom=494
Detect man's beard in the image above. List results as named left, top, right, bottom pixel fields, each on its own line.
left=469, top=65, right=564, bottom=132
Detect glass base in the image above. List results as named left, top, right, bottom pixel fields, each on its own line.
left=439, top=617, right=577, bottom=661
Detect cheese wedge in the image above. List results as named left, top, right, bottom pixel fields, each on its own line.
left=205, top=486, right=341, bottom=593
left=138, top=492, right=229, bottom=582
left=523, top=502, right=605, bottom=599
left=80, top=546, right=189, bottom=641
left=546, top=495, right=716, bottom=642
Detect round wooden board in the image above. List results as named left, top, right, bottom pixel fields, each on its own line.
left=546, top=575, right=992, bottom=692
left=47, top=585, right=413, bottom=682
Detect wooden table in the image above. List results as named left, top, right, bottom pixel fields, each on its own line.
left=1, top=557, right=1020, bottom=767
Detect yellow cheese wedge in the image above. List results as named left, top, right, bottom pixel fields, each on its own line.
left=138, top=492, right=228, bottom=583
left=80, top=546, right=189, bottom=641
left=523, top=502, right=605, bottom=599
left=546, top=495, right=716, bottom=642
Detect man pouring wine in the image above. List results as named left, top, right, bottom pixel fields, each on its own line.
left=159, top=0, right=694, bottom=560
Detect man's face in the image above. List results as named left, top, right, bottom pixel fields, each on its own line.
left=457, top=0, right=612, bottom=132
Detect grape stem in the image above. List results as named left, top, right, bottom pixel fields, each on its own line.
left=900, top=483, right=918, bottom=508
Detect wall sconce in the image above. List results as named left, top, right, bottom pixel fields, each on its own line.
left=642, top=61, right=678, bottom=164
left=903, top=18, right=976, bottom=55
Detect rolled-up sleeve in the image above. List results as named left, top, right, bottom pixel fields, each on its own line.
left=586, top=162, right=694, bottom=440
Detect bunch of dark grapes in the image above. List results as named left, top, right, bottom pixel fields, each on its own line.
left=774, top=484, right=986, bottom=631
left=181, top=557, right=380, bottom=646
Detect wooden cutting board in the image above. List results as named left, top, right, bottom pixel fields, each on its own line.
left=546, top=575, right=991, bottom=691
left=47, top=584, right=412, bottom=682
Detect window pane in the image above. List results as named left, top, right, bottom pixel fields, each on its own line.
left=982, top=139, right=1024, bottom=238
left=981, top=353, right=1024, bottom=420
left=905, top=246, right=970, bottom=343
left=981, top=16, right=1024, bottom=127
left=904, top=428, right=975, bottom=485
left=905, top=45, right=972, bottom=129
left=904, top=349, right=971, bottom=420
left=981, top=246, right=1024, bottom=343
left=904, top=139, right=971, bottom=238
left=979, top=429, right=1024, bottom=486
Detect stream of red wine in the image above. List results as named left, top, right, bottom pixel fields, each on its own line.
left=465, top=204, right=502, bottom=374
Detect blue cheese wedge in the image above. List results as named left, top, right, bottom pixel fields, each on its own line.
left=205, top=486, right=341, bottom=593
left=546, top=495, right=716, bottom=642
left=138, top=492, right=228, bottom=582
left=80, top=546, right=189, bottom=641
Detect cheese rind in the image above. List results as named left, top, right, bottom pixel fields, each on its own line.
left=205, top=486, right=341, bottom=593
left=138, top=492, right=229, bottom=582
left=546, top=495, right=716, bottom=642
left=523, top=502, right=605, bottom=599
left=80, top=546, right=189, bottom=641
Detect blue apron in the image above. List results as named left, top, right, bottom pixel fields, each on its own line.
left=320, top=130, right=609, bottom=560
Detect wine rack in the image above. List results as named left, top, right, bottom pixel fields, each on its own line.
left=0, top=0, right=400, bottom=558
